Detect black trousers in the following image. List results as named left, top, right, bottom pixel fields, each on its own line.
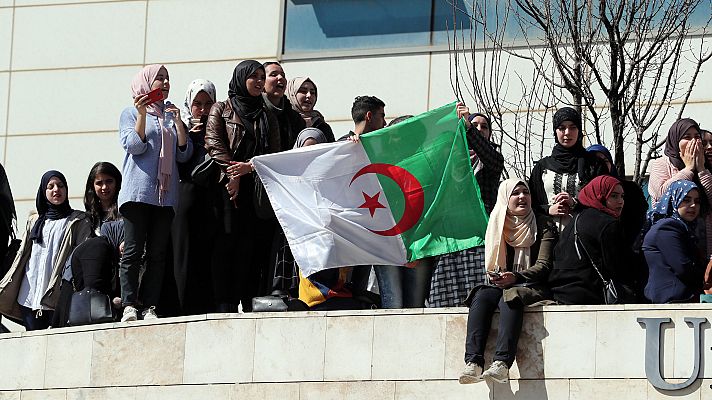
left=120, top=202, right=174, bottom=308
left=211, top=180, right=276, bottom=311
left=464, top=286, right=523, bottom=368
left=170, top=181, right=215, bottom=314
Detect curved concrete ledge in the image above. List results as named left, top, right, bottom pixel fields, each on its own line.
left=0, top=304, right=709, bottom=399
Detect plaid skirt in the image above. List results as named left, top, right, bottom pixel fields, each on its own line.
left=428, top=246, right=486, bottom=308
left=270, top=229, right=299, bottom=297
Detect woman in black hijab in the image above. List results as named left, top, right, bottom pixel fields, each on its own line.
left=205, top=60, right=280, bottom=312
left=0, top=171, right=91, bottom=330
left=528, top=107, right=604, bottom=231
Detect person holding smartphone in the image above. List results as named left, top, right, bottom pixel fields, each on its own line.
left=460, top=179, right=557, bottom=385
left=118, top=64, right=192, bottom=322
left=167, top=79, right=217, bottom=315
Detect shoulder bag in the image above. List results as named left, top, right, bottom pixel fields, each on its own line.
left=573, top=213, right=629, bottom=305
left=67, top=280, right=113, bottom=326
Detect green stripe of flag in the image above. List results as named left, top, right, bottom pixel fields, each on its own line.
left=360, top=102, right=489, bottom=261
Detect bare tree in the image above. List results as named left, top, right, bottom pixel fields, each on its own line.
left=447, top=0, right=557, bottom=178
left=448, top=0, right=712, bottom=182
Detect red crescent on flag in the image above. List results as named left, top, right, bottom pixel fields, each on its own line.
left=349, top=163, right=425, bottom=236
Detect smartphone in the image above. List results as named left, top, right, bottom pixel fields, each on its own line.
left=487, top=271, right=501, bottom=279
left=145, top=87, right=164, bottom=104
left=191, top=114, right=209, bottom=125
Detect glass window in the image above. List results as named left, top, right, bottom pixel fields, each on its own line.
left=284, top=0, right=433, bottom=53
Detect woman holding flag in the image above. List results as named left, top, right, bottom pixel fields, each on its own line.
left=429, top=103, right=504, bottom=308
left=205, top=60, right=281, bottom=312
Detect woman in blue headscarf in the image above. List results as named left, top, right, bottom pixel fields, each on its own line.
left=642, top=180, right=706, bottom=303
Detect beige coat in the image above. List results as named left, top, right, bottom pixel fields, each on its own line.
left=0, top=210, right=92, bottom=320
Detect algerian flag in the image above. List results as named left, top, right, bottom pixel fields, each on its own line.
left=252, top=102, right=488, bottom=277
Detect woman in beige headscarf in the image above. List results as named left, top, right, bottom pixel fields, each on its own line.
left=286, top=77, right=335, bottom=142
left=459, top=179, right=557, bottom=385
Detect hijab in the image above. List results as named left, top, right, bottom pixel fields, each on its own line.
left=228, top=60, right=271, bottom=154
left=293, top=128, right=327, bottom=149
left=587, top=144, right=617, bottom=177
left=286, top=77, right=326, bottom=128
left=664, top=118, right=701, bottom=171
left=484, top=179, right=538, bottom=273
left=646, top=179, right=698, bottom=229
left=228, top=60, right=265, bottom=122
left=540, top=107, right=588, bottom=175
left=179, top=79, right=216, bottom=129
left=577, top=175, right=622, bottom=218
left=130, top=64, right=173, bottom=205
left=29, top=170, right=72, bottom=244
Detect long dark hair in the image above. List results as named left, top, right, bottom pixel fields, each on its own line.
left=84, top=162, right=121, bottom=229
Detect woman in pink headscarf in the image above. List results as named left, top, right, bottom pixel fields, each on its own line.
left=117, top=64, right=192, bottom=322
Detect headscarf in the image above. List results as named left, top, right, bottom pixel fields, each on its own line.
left=179, top=79, right=216, bottom=129
left=229, top=60, right=265, bottom=122
left=540, top=107, right=588, bottom=174
left=130, top=64, right=173, bottom=205
left=577, top=175, right=622, bottom=218
left=286, top=77, right=326, bottom=128
left=228, top=60, right=271, bottom=154
left=664, top=118, right=701, bottom=171
left=484, top=179, right=537, bottom=273
left=646, top=179, right=698, bottom=229
left=293, top=128, right=327, bottom=149
left=468, top=113, right=491, bottom=130
left=29, top=170, right=72, bottom=244
left=587, top=144, right=618, bottom=177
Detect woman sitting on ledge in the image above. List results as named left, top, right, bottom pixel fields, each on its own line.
left=546, top=175, right=635, bottom=304
left=459, top=179, right=557, bottom=385
left=643, top=180, right=706, bottom=303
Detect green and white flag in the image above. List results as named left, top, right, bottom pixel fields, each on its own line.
left=252, top=102, right=488, bottom=276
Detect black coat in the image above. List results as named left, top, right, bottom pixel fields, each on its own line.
left=548, top=207, right=633, bottom=305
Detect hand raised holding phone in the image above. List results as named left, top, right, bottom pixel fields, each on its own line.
left=133, top=88, right=164, bottom=115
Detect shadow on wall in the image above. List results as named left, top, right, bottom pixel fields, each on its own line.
left=486, top=312, right=549, bottom=398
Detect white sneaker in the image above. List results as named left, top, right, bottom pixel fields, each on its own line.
left=458, top=362, right=484, bottom=384
left=141, top=306, right=158, bottom=320
left=121, top=305, right=138, bottom=322
left=482, top=360, right=509, bottom=383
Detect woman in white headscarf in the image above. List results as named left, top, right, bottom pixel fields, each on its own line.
left=459, top=179, right=557, bottom=385
left=169, top=79, right=216, bottom=315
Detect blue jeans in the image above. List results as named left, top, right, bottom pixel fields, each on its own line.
left=374, top=260, right=435, bottom=308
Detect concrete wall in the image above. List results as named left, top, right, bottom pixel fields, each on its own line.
left=0, top=305, right=709, bottom=399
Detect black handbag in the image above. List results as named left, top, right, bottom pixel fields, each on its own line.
left=251, top=295, right=288, bottom=312
left=573, top=214, right=632, bottom=305
left=191, top=153, right=220, bottom=187
left=67, top=287, right=113, bottom=326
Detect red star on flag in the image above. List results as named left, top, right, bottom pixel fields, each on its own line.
left=358, top=191, right=386, bottom=217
